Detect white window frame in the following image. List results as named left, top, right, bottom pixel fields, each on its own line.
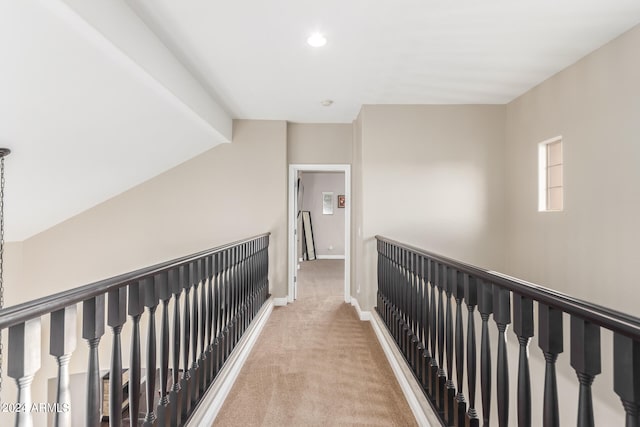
left=538, top=136, right=563, bottom=212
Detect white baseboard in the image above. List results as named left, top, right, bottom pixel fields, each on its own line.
left=273, top=297, right=288, bottom=306
left=186, top=297, right=274, bottom=426
left=316, top=255, right=345, bottom=260
left=350, top=297, right=371, bottom=321
left=369, top=310, right=439, bottom=427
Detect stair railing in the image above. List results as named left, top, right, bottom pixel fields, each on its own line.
left=0, top=233, right=270, bottom=427
left=376, top=235, right=640, bottom=427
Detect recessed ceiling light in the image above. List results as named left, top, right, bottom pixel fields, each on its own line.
left=307, top=33, right=327, bottom=47
left=321, top=99, right=333, bottom=107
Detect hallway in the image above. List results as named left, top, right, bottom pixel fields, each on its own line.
left=214, top=259, right=416, bottom=426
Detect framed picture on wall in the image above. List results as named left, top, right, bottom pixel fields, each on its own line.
left=338, top=194, right=345, bottom=208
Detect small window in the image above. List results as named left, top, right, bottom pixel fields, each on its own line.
left=538, top=137, right=563, bottom=211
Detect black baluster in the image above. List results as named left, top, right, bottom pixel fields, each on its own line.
left=493, top=286, right=511, bottom=427
left=410, top=252, right=418, bottom=373
left=380, top=242, right=388, bottom=324
left=420, top=256, right=431, bottom=392
left=387, top=243, right=393, bottom=330
left=7, top=319, right=41, bottom=427
left=613, top=334, right=640, bottom=427
left=513, top=293, right=533, bottom=427
left=247, top=244, right=253, bottom=325
left=397, top=246, right=403, bottom=348
left=377, top=240, right=383, bottom=317
left=219, top=250, right=228, bottom=372
left=261, top=236, right=269, bottom=301
left=231, top=247, right=239, bottom=348
left=83, top=295, right=105, bottom=427
left=190, top=261, right=201, bottom=404
left=393, top=246, right=400, bottom=347
left=181, top=264, right=192, bottom=419
left=226, top=249, right=234, bottom=362
left=242, top=244, right=249, bottom=333
left=205, top=256, right=214, bottom=386
left=222, top=250, right=231, bottom=364
left=571, top=316, right=600, bottom=427
left=142, top=277, right=158, bottom=426
left=107, top=289, right=126, bottom=427
left=538, top=304, right=563, bottom=427
left=213, top=252, right=222, bottom=378
left=199, top=258, right=207, bottom=396
left=453, top=272, right=466, bottom=427
left=50, top=306, right=76, bottom=427
left=168, top=268, right=182, bottom=427
left=465, top=276, right=480, bottom=427
left=429, top=259, right=438, bottom=400
left=240, top=244, right=246, bottom=333
left=404, top=249, right=412, bottom=364
left=400, top=247, right=406, bottom=354
left=415, top=255, right=424, bottom=387
left=436, top=263, right=446, bottom=413
left=477, top=281, right=493, bottom=427
left=390, top=246, right=398, bottom=345
left=155, top=272, right=171, bottom=426
left=444, top=266, right=456, bottom=424
left=384, top=241, right=388, bottom=320
left=128, top=282, right=144, bottom=427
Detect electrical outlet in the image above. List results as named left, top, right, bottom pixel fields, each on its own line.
left=328, top=245, right=333, bottom=251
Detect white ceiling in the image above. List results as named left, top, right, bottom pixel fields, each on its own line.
left=2, top=0, right=640, bottom=241
left=130, top=0, right=640, bottom=122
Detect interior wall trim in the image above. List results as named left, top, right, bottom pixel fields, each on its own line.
left=350, top=297, right=371, bottom=321
left=369, top=310, right=440, bottom=427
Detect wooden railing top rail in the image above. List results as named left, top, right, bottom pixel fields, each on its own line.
left=376, top=235, right=640, bottom=340
left=0, top=232, right=270, bottom=330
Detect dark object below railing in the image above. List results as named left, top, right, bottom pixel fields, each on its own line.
left=0, top=233, right=270, bottom=427
left=376, top=235, right=640, bottom=427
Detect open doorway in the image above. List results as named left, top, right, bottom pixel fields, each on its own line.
left=288, top=164, right=351, bottom=303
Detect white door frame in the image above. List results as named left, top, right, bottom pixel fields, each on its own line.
left=288, top=164, right=351, bottom=303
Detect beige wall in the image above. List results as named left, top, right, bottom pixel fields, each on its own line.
left=357, top=104, right=507, bottom=310
left=504, top=25, right=640, bottom=426
left=17, top=119, right=287, bottom=303
left=3, top=242, right=23, bottom=308
left=299, top=172, right=346, bottom=256
left=505, top=25, right=640, bottom=314
left=287, top=123, right=353, bottom=164
left=0, top=119, right=287, bottom=423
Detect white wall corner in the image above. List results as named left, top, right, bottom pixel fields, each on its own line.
left=350, top=298, right=371, bottom=321
left=273, top=297, right=289, bottom=306
left=369, top=310, right=439, bottom=427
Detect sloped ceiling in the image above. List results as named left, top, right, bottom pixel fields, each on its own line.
left=0, top=0, right=231, bottom=241
left=2, top=0, right=640, bottom=241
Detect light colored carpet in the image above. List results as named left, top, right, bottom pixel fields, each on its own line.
left=213, top=259, right=417, bottom=426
